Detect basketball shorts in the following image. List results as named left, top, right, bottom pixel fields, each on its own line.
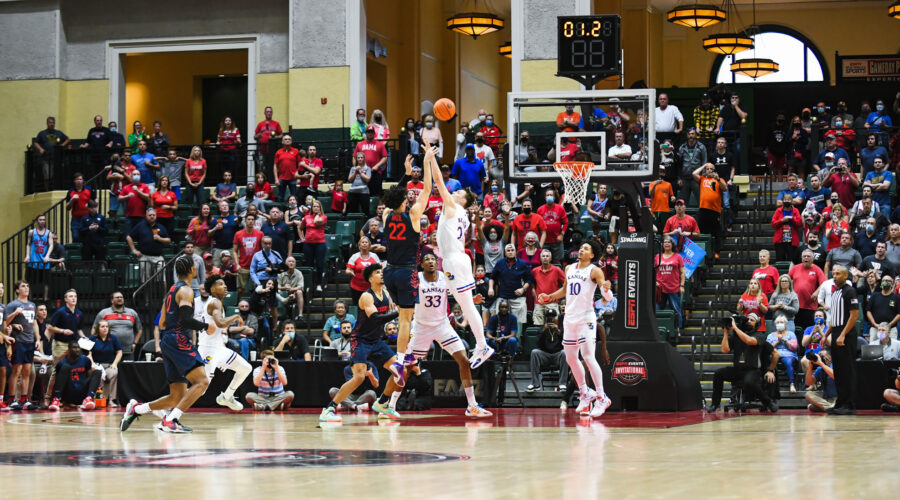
left=407, top=321, right=465, bottom=359
left=12, top=341, right=35, bottom=365
left=563, top=315, right=596, bottom=347
left=350, top=338, right=396, bottom=367
left=442, top=253, right=476, bottom=294
left=0, top=345, right=11, bottom=369
left=384, top=266, right=417, bottom=308
left=197, top=343, right=241, bottom=380
left=160, top=332, right=205, bottom=384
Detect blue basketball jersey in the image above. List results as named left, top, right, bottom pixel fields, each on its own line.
left=384, top=211, right=419, bottom=266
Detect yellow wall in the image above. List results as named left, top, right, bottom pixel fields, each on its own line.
left=657, top=3, right=900, bottom=87
left=257, top=72, right=289, bottom=129
left=366, top=0, right=511, bottom=152
left=288, top=66, right=350, bottom=129
left=125, top=50, right=248, bottom=144
left=0, top=78, right=109, bottom=242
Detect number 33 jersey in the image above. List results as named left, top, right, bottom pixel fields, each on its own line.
left=414, top=272, right=451, bottom=327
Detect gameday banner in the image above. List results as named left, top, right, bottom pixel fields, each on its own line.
left=836, top=54, right=900, bottom=83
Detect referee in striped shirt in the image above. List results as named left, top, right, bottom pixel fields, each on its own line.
left=827, top=265, right=859, bottom=415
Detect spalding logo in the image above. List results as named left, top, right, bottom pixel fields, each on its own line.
left=612, top=352, right=648, bottom=386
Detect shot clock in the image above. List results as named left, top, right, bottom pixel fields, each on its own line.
left=557, top=15, right=621, bottom=84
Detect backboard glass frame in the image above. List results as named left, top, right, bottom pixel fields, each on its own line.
left=505, top=88, right=657, bottom=183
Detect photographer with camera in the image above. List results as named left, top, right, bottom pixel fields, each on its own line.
left=825, top=264, right=860, bottom=415
left=804, top=350, right=836, bottom=412
left=246, top=349, right=294, bottom=411
left=526, top=309, right=568, bottom=392
left=706, top=313, right=780, bottom=413
left=800, top=309, right=830, bottom=377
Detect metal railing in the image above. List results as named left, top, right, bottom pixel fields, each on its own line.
left=1, top=168, right=110, bottom=300
left=23, top=137, right=422, bottom=197
left=131, top=250, right=186, bottom=332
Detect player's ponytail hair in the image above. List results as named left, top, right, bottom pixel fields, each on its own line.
left=174, top=254, right=195, bottom=279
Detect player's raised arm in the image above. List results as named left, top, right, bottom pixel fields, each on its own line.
left=428, top=148, right=456, bottom=212
left=411, top=146, right=436, bottom=222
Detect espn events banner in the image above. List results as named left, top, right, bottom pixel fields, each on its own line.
left=836, top=54, right=900, bottom=83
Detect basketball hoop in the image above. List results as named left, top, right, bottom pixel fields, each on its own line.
left=553, top=161, right=593, bottom=207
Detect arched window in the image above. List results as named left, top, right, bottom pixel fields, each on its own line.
left=710, top=25, right=828, bottom=85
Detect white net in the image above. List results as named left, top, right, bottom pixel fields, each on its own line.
left=553, top=162, right=593, bottom=207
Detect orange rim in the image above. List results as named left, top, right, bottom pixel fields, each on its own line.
left=553, top=162, right=593, bottom=179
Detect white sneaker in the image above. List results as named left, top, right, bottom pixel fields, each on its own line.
left=356, top=403, right=369, bottom=412
left=560, top=401, right=568, bottom=411
left=576, top=389, right=598, bottom=415
left=469, top=345, right=495, bottom=369
left=316, top=285, right=323, bottom=293
left=216, top=392, right=243, bottom=411
left=590, top=396, right=611, bottom=418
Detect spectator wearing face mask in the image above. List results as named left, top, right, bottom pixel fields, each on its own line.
left=420, top=114, right=443, bottom=158
left=767, top=316, right=799, bottom=392
left=869, top=322, right=900, bottom=360
left=537, top=189, right=568, bottom=263
left=118, top=170, right=151, bottom=236
left=350, top=108, right=368, bottom=141
left=814, top=136, right=850, bottom=181
left=864, top=276, right=900, bottom=342
left=369, top=109, right=390, bottom=140
left=865, top=99, right=893, bottom=135
left=488, top=245, right=532, bottom=335
left=863, top=157, right=893, bottom=213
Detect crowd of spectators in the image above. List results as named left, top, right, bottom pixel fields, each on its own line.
left=13, top=91, right=900, bottom=412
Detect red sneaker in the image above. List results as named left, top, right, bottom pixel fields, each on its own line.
left=48, top=397, right=60, bottom=411
left=80, top=396, right=95, bottom=411
left=0, top=400, right=8, bottom=411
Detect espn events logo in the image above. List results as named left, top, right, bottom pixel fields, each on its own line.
left=624, top=260, right=638, bottom=329
left=612, top=352, right=648, bottom=386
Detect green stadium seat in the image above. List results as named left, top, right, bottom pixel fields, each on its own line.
left=94, top=269, right=117, bottom=297
left=222, top=291, right=238, bottom=308
left=335, top=221, right=356, bottom=245
left=71, top=270, right=92, bottom=295
left=325, top=234, right=342, bottom=261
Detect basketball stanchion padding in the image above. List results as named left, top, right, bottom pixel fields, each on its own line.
left=553, top=161, right=593, bottom=206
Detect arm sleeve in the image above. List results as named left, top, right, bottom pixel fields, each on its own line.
left=177, top=305, right=208, bottom=331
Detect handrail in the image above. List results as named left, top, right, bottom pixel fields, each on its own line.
left=131, top=250, right=186, bottom=333
left=0, top=168, right=109, bottom=301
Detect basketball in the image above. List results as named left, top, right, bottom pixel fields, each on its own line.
left=433, top=98, right=456, bottom=121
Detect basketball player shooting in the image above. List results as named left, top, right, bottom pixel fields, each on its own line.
left=407, top=253, right=492, bottom=418
left=380, top=146, right=435, bottom=381
left=425, top=150, right=494, bottom=368
left=198, top=275, right=251, bottom=411
left=538, top=240, right=611, bottom=418
left=120, top=255, right=214, bottom=433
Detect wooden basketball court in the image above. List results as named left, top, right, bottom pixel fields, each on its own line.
left=1, top=408, right=897, bottom=498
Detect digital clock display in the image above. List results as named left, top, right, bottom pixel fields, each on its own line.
left=557, top=15, right=621, bottom=77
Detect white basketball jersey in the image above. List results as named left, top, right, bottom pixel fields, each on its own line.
left=415, top=272, right=451, bottom=327
left=196, top=296, right=226, bottom=348
left=565, top=263, right=598, bottom=322
left=436, top=210, right=469, bottom=257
